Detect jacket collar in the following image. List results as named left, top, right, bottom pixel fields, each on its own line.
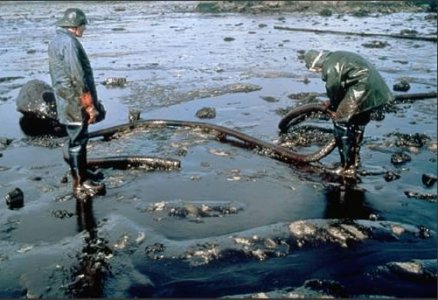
left=56, top=27, right=77, bottom=39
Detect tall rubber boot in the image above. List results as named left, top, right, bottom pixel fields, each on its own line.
left=353, top=126, right=365, bottom=169
left=69, top=146, right=106, bottom=199
left=333, top=122, right=356, bottom=178
left=69, top=145, right=91, bottom=201
left=63, top=143, right=104, bottom=181
left=79, top=146, right=106, bottom=196
left=333, top=123, right=351, bottom=167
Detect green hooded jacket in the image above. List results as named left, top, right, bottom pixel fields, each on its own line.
left=306, top=50, right=394, bottom=123
left=48, top=28, right=101, bottom=125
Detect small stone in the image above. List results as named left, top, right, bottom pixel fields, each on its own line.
left=393, top=80, right=410, bottom=92
left=196, top=107, right=216, bottom=119
left=5, top=188, right=24, bottom=209
left=128, top=109, right=141, bottom=122
left=422, top=173, right=437, bottom=188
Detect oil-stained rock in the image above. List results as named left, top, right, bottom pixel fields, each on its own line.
left=139, top=219, right=429, bottom=267
left=362, top=40, right=390, bottom=48
left=393, top=79, right=411, bottom=92
left=422, top=173, right=437, bottom=187
left=391, top=151, right=411, bottom=165
left=0, top=137, right=13, bottom=150
left=404, top=191, right=437, bottom=202
left=195, top=107, right=216, bottom=119
left=386, top=259, right=437, bottom=281
left=16, top=79, right=57, bottom=121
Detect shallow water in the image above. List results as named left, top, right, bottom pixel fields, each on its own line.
left=0, top=1, right=437, bottom=298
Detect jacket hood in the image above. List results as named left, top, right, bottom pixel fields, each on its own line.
left=304, top=50, right=331, bottom=70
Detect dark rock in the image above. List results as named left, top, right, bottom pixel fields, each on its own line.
left=362, top=40, right=390, bottom=48
left=260, top=96, right=279, bottom=103
left=422, top=173, right=437, bottom=187
left=102, top=77, right=127, bottom=87
left=303, top=279, right=349, bottom=298
left=0, top=137, right=13, bottom=150
left=391, top=152, right=411, bottom=165
left=404, top=190, right=437, bottom=202
left=16, top=79, right=57, bottom=121
left=15, top=80, right=66, bottom=136
left=400, top=29, right=419, bottom=36
left=392, top=132, right=430, bottom=148
left=60, top=176, right=68, bottom=184
left=384, top=171, right=401, bottom=182
left=5, top=188, right=24, bottom=209
left=196, top=107, right=216, bottom=119
left=393, top=80, right=411, bottom=92
left=128, top=109, right=141, bottom=122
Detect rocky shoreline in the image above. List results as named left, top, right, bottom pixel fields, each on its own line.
left=195, top=1, right=437, bottom=14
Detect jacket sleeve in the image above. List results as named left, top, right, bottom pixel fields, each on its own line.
left=63, top=39, right=86, bottom=102
left=323, top=62, right=344, bottom=109
left=332, top=64, right=370, bottom=123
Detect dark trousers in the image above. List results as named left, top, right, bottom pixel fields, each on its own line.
left=65, top=124, right=89, bottom=180
left=333, top=111, right=371, bottom=168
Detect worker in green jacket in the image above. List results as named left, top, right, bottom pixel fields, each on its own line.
left=49, top=8, right=106, bottom=200
left=304, top=50, right=394, bottom=177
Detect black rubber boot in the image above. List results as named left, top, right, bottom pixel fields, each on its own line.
left=333, top=122, right=357, bottom=178
left=353, top=126, right=365, bottom=169
left=69, top=146, right=106, bottom=199
left=63, top=143, right=104, bottom=182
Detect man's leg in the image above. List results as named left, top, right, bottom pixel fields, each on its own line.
left=332, top=121, right=359, bottom=178
left=333, top=122, right=354, bottom=167
left=66, top=125, right=105, bottom=200
left=350, top=111, right=371, bottom=169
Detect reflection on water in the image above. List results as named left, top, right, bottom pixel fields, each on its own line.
left=19, top=116, right=66, bottom=137
left=323, top=184, right=376, bottom=220
left=76, top=199, right=97, bottom=239
left=69, top=199, right=111, bottom=298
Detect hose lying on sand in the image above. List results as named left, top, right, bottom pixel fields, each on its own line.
left=89, top=117, right=336, bottom=164
left=393, top=92, right=437, bottom=103
left=62, top=152, right=181, bottom=171
left=87, top=156, right=181, bottom=170
left=86, top=91, right=436, bottom=171
left=278, top=103, right=331, bottom=133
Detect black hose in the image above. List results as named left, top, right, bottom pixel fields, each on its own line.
left=393, top=92, right=437, bottom=103
left=89, top=119, right=335, bottom=164
left=87, top=156, right=181, bottom=170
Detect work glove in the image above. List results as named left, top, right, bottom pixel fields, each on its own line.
left=85, top=105, right=99, bottom=124
left=322, top=99, right=336, bottom=118
left=81, top=92, right=99, bottom=124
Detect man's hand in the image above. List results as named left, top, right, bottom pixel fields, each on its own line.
left=85, top=105, right=99, bottom=124
left=80, top=92, right=93, bottom=107
left=321, top=100, right=331, bottom=110
left=80, top=92, right=99, bottom=124
left=322, top=100, right=336, bottom=118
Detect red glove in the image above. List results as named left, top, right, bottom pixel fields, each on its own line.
left=81, top=92, right=99, bottom=124
left=80, top=92, right=93, bottom=107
